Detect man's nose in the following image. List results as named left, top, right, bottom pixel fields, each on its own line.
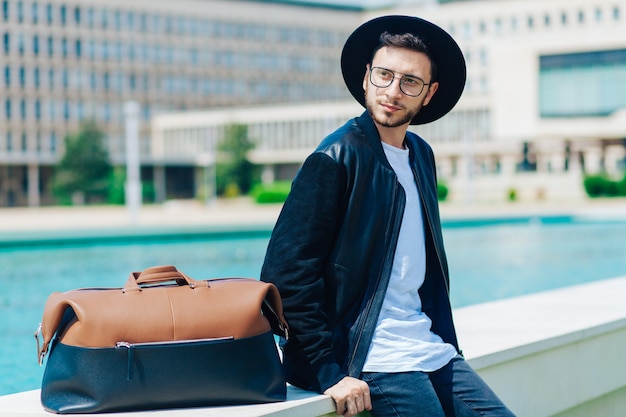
left=385, top=77, right=403, bottom=96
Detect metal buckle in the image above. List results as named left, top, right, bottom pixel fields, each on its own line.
left=35, top=323, right=45, bottom=366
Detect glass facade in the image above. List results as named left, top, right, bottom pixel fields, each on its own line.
left=0, top=0, right=352, bottom=206
left=539, top=49, right=626, bottom=117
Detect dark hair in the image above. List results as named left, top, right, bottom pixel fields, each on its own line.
left=370, top=31, right=438, bottom=82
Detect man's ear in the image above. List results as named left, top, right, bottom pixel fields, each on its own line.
left=423, top=82, right=439, bottom=107
left=362, top=63, right=371, bottom=91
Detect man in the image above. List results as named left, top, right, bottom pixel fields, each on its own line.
left=260, top=15, right=515, bottom=417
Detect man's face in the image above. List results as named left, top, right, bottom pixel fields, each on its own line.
left=363, top=46, right=439, bottom=129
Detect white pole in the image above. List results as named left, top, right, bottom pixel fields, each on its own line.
left=464, top=130, right=475, bottom=206
left=124, top=101, right=141, bottom=224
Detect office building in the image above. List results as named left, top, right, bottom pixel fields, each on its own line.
left=154, top=0, right=626, bottom=203
left=0, top=0, right=361, bottom=206
left=2, top=0, right=626, bottom=206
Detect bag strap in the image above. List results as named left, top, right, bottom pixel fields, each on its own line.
left=123, top=265, right=209, bottom=292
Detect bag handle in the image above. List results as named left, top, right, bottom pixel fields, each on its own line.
left=123, top=265, right=209, bottom=292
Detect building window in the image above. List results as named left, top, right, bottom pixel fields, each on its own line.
left=48, top=99, right=55, bottom=120
left=127, top=11, right=134, bottom=30
left=540, top=49, right=626, bottom=117
left=114, top=9, right=121, bottom=30
left=75, top=39, right=81, bottom=57
left=35, top=99, right=41, bottom=119
left=17, top=0, right=23, bottom=23
left=18, top=33, right=24, bottom=55
left=101, top=8, right=108, bottom=28
left=3, top=32, right=8, bottom=53
left=63, top=100, right=69, bottom=120
left=140, top=13, right=147, bottom=32
left=33, top=35, right=39, bottom=55
left=46, top=3, right=53, bottom=24
left=34, top=67, right=40, bottom=88
left=5, top=98, right=11, bottom=119
left=88, top=39, right=95, bottom=60
left=115, top=41, right=122, bottom=61
left=32, top=2, right=38, bottom=23
left=544, top=14, right=551, bottom=27
left=4, top=66, right=10, bottom=86
left=19, top=66, right=25, bottom=87
left=47, top=35, right=53, bottom=56
left=61, top=37, right=67, bottom=57
left=74, top=6, right=80, bottom=25
left=614, top=6, right=621, bottom=20
left=60, top=4, right=66, bottom=25
left=20, top=99, right=26, bottom=119
left=2, top=0, right=8, bottom=21
left=48, top=68, right=54, bottom=89
left=87, top=7, right=94, bottom=28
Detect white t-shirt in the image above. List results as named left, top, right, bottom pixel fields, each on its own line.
left=362, top=141, right=457, bottom=373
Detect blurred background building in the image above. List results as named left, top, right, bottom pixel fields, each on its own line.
left=1, top=0, right=625, bottom=206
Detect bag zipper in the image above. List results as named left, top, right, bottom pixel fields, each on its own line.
left=115, top=337, right=234, bottom=380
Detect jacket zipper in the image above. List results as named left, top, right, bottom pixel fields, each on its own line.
left=346, top=181, right=401, bottom=373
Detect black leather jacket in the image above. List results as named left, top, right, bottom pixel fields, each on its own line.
left=261, top=111, right=460, bottom=393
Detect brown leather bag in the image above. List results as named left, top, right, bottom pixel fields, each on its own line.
left=36, top=265, right=289, bottom=414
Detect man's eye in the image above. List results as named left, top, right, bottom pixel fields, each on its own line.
left=402, top=77, right=420, bottom=86
left=378, top=69, right=392, bottom=78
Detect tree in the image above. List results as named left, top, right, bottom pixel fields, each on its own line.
left=52, top=121, right=112, bottom=205
left=216, top=123, right=260, bottom=196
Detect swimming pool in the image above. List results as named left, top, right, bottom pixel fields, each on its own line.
left=1, top=216, right=625, bottom=396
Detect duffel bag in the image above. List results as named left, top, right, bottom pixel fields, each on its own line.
left=35, top=265, right=289, bottom=414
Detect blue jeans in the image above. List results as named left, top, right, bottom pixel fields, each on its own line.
left=361, top=356, right=516, bottom=417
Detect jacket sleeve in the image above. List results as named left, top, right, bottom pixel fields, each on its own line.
left=260, top=151, right=347, bottom=393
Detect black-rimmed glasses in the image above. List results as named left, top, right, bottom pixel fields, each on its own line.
left=369, top=66, right=430, bottom=97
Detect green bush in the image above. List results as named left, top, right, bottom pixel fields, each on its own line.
left=437, top=182, right=448, bottom=201
left=583, top=174, right=626, bottom=197
left=251, top=181, right=292, bottom=204
left=619, top=174, right=626, bottom=196
left=507, top=188, right=517, bottom=201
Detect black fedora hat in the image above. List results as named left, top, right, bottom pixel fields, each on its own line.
left=341, top=15, right=466, bottom=125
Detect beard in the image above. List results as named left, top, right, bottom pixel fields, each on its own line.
left=364, top=84, right=423, bottom=128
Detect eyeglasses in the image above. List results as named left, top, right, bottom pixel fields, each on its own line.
left=369, top=66, right=430, bottom=97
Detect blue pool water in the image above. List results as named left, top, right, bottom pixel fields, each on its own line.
left=1, top=216, right=625, bottom=396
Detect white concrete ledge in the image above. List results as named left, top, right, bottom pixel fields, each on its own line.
left=2, top=276, right=625, bottom=417
left=0, top=386, right=337, bottom=417
left=456, top=275, right=626, bottom=417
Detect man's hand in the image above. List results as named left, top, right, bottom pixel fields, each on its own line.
left=323, top=376, right=372, bottom=417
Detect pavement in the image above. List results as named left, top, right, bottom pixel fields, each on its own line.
left=0, top=197, right=625, bottom=237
